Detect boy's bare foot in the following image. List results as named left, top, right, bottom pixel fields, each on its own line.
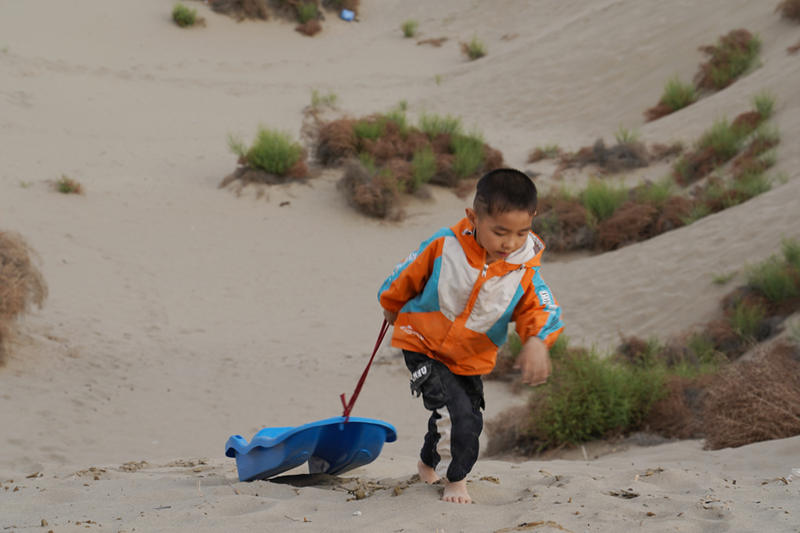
left=442, top=478, right=471, bottom=504
left=417, top=460, right=440, bottom=484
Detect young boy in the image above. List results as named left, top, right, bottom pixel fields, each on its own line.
left=378, top=168, right=563, bottom=504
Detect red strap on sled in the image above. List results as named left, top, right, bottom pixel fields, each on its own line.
left=340, top=319, right=390, bottom=423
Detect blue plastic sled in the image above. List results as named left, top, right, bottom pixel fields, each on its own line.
left=225, top=416, right=397, bottom=481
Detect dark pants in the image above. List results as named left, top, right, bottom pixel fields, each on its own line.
left=403, top=350, right=484, bottom=482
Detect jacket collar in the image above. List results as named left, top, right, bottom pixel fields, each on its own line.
left=451, top=217, right=544, bottom=270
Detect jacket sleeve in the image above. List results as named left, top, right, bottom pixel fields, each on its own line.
left=512, top=267, right=564, bottom=347
left=377, top=233, right=443, bottom=313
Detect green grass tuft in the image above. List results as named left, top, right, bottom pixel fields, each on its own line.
left=660, top=76, right=697, bottom=111
left=296, top=1, right=318, bottom=24
left=418, top=112, right=463, bottom=138
left=747, top=255, right=799, bottom=303
left=411, top=146, right=436, bottom=190
left=310, top=89, right=338, bottom=109
left=698, top=118, right=745, bottom=160
left=239, top=128, right=304, bottom=176
left=580, top=180, right=628, bottom=222
left=462, top=36, right=487, bottom=60
left=635, top=177, right=674, bottom=208
left=752, top=91, right=775, bottom=119
left=353, top=119, right=385, bottom=140
left=730, top=299, right=766, bottom=340
left=401, top=19, right=418, bottom=38
left=614, top=125, right=640, bottom=145
left=172, top=3, right=197, bottom=27
left=451, top=132, right=485, bottom=178
left=55, top=175, right=83, bottom=194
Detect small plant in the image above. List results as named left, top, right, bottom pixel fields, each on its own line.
left=353, top=119, right=385, bottom=141
left=782, top=238, right=800, bottom=271
left=712, top=271, right=736, bottom=285
left=634, top=177, right=674, bottom=208
left=418, top=112, right=462, bottom=138
left=776, top=0, right=800, bottom=22
left=232, top=127, right=304, bottom=176
left=580, top=179, right=628, bottom=222
left=55, top=175, right=83, bottom=195
left=461, top=36, right=487, bottom=60
left=310, top=89, right=338, bottom=109
left=383, top=103, right=409, bottom=136
left=614, top=125, right=640, bottom=145
left=753, top=91, right=775, bottom=119
left=697, top=118, right=744, bottom=161
left=172, top=3, right=197, bottom=27
left=729, top=299, right=765, bottom=341
left=434, top=74, right=442, bottom=86
left=746, top=252, right=800, bottom=303
left=662, top=76, right=697, bottom=111
left=401, top=19, right=418, bottom=38
left=295, top=1, right=318, bottom=24
left=451, top=132, right=485, bottom=179
left=695, top=29, right=761, bottom=90
left=411, top=146, right=436, bottom=190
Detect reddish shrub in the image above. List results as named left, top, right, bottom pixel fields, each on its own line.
left=649, top=142, right=684, bottom=161
left=776, top=0, right=800, bottom=22
left=296, top=19, right=322, bottom=36
left=483, top=145, right=504, bottom=170
left=429, top=133, right=452, bottom=155
left=417, top=37, right=448, bottom=47
left=337, top=159, right=403, bottom=219
left=383, top=158, right=414, bottom=192
left=315, top=119, right=357, bottom=164
left=731, top=111, right=763, bottom=136
left=653, top=196, right=691, bottom=234
left=644, top=375, right=709, bottom=439
left=430, top=153, right=457, bottom=187
left=644, top=102, right=674, bottom=122
left=694, top=29, right=759, bottom=90
left=789, top=39, right=800, bottom=54
left=703, top=341, right=800, bottom=449
left=209, top=0, right=269, bottom=20
left=673, top=146, right=717, bottom=185
left=595, top=202, right=659, bottom=250
left=533, top=197, right=592, bottom=252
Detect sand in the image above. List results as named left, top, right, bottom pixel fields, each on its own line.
left=1, top=0, right=799, bottom=531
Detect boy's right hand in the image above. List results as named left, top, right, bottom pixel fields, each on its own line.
left=383, top=309, right=398, bottom=325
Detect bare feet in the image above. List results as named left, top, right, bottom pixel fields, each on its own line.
left=417, top=460, right=440, bottom=484
left=442, top=478, right=471, bottom=504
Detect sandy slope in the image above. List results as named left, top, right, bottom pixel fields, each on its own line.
left=1, top=0, right=799, bottom=531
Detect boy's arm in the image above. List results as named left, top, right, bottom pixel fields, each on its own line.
left=512, top=268, right=564, bottom=384
left=377, top=235, right=442, bottom=321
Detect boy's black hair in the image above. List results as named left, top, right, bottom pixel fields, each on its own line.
left=473, top=168, right=537, bottom=216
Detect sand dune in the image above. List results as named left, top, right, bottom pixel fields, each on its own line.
left=1, top=0, right=799, bottom=531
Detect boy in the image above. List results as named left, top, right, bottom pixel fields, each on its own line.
left=378, top=168, right=563, bottom=504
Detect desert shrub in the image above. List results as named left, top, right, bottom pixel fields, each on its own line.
left=295, top=1, right=318, bottom=23
left=461, top=36, right=487, bottom=60
left=527, top=144, right=561, bottom=163
left=383, top=103, right=409, bottom=136
left=337, top=159, right=402, bottom=219
left=310, top=89, right=338, bottom=109
left=697, top=118, right=744, bottom=161
left=633, top=178, right=674, bottom=208
left=0, top=232, right=48, bottom=363
left=418, top=112, right=462, bottom=138
left=580, top=179, right=627, bottom=222
left=703, top=341, right=800, bottom=449
left=233, top=128, right=305, bottom=177
left=595, top=202, right=659, bottom=251
left=315, top=118, right=357, bottom=164
left=645, top=77, right=697, bottom=121
left=753, top=91, right=775, bottom=119
left=694, top=29, right=761, bottom=90
left=209, top=0, right=269, bottom=20
left=172, top=3, right=197, bottom=26
left=729, top=299, right=766, bottom=341
left=614, top=125, right=639, bottom=145
left=451, top=133, right=485, bottom=178
left=410, top=146, right=436, bottom=191
left=536, top=349, right=667, bottom=445
left=55, top=175, right=83, bottom=195
left=353, top=118, right=385, bottom=141
left=296, top=19, right=322, bottom=36
left=746, top=244, right=800, bottom=303
left=402, top=19, right=418, bottom=38
left=776, top=0, right=800, bottom=22
left=729, top=168, right=771, bottom=203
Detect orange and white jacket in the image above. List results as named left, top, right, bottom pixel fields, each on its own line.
left=378, top=217, right=563, bottom=376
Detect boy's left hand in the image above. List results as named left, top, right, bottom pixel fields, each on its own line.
left=514, top=337, right=552, bottom=386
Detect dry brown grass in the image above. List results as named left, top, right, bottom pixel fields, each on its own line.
left=0, top=232, right=48, bottom=363
left=417, top=37, right=448, bottom=47
left=644, top=374, right=710, bottom=439
left=703, top=341, right=800, bottom=449
left=337, top=159, right=403, bottom=219
left=776, top=0, right=800, bottom=22
left=209, top=0, right=269, bottom=20
left=595, top=202, right=659, bottom=251
left=296, top=19, right=322, bottom=36
left=315, top=118, right=357, bottom=165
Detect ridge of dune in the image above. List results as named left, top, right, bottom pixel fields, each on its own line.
left=1, top=0, right=799, bottom=531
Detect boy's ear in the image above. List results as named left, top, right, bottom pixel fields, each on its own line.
left=465, top=207, right=476, bottom=226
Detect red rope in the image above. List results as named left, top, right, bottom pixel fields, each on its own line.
left=340, top=319, right=390, bottom=423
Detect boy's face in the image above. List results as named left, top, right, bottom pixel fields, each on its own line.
left=466, top=207, right=534, bottom=263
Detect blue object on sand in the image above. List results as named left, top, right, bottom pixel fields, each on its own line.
left=225, top=416, right=397, bottom=481
left=340, top=9, right=355, bottom=21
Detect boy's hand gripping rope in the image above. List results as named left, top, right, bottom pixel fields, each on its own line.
left=340, top=319, right=390, bottom=423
